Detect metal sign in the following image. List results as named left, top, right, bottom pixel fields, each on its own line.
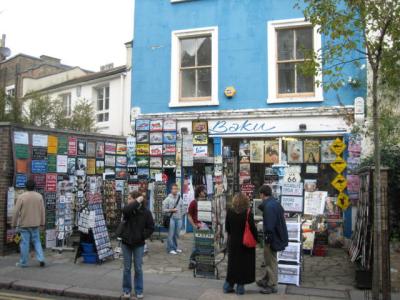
left=330, top=138, right=346, bottom=156
left=330, top=156, right=347, bottom=174
left=331, top=174, right=348, bottom=192
left=336, top=193, right=350, bottom=210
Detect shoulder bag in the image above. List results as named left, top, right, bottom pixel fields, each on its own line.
left=243, top=208, right=257, bottom=248
left=163, top=195, right=181, bottom=228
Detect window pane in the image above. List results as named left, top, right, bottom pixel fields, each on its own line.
left=197, top=37, right=211, bottom=66
left=180, top=38, right=196, bottom=67
left=97, top=114, right=103, bottom=122
left=277, top=29, right=294, bottom=61
left=278, top=63, right=295, bottom=94
left=105, top=86, right=109, bottom=98
left=197, top=68, right=211, bottom=97
left=297, top=65, right=314, bottom=93
left=97, top=100, right=103, bottom=111
left=104, top=113, right=109, bottom=122
left=296, top=27, right=313, bottom=59
left=97, top=88, right=104, bottom=100
left=181, top=69, right=196, bottom=98
left=105, top=98, right=109, bottom=110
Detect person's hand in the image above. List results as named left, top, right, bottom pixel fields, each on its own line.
left=136, top=196, right=144, bottom=203
left=171, top=208, right=178, bottom=213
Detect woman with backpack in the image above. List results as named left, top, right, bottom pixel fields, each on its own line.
left=223, top=193, right=258, bottom=295
left=120, top=191, right=155, bottom=299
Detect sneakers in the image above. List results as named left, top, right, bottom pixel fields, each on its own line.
left=136, top=294, right=144, bottom=299
left=176, top=249, right=183, bottom=253
left=121, top=292, right=131, bottom=299
left=169, top=250, right=178, bottom=255
left=260, top=286, right=278, bottom=294
left=15, top=262, right=27, bottom=268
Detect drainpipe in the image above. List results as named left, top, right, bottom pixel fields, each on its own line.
left=120, top=73, right=126, bottom=136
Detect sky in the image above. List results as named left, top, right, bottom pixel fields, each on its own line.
left=0, top=0, right=134, bottom=71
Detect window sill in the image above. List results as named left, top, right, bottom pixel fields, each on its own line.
left=267, top=97, right=323, bottom=104
left=169, top=99, right=219, bottom=108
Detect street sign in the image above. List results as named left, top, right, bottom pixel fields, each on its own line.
left=331, top=174, right=348, bottom=192
left=330, top=138, right=346, bottom=156
left=330, top=156, right=347, bottom=174
left=336, top=192, right=350, bottom=210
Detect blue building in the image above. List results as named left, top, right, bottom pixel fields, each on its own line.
left=131, top=0, right=366, bottom=238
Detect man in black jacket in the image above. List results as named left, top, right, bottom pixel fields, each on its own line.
left=257, top=185, right=288, bottom=294
left=121, top=192, right=154, bottom=299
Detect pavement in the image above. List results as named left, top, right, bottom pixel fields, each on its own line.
left=0, top=234, right=398, bottom=300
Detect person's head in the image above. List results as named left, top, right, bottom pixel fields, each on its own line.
left=171, top=183, right=179, bottom=196
left=128, top=191, right=142, bottom=203
left=195, top=185, right=206, bottom=200
left=232, top=193, right=250, bottom=213
left=259, top=185, right=272, bottom=199
left=26, top=179, right=35, bottom=191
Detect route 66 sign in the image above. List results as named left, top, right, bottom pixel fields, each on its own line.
left=336, top=192, right=350, bottom=210
left=330, top=156, right=347, bottom=174
left=331, top=174, right=348, bottom=192
left=284, top=166, right=301, bottom=183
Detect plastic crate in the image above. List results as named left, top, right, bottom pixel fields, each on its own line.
left=81, top=243, right=95, bottom=253
left=82, top=253, right=98, bottom=264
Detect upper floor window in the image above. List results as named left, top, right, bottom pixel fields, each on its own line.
left=6, top=85, right=15, bottom=97
left=170, top=27, right=219, bottom=107
left=96, top=85, right=109, bottom=123
left=60, top=93, right=72, bottom=116
left=268, top=19, right=322, bottom=103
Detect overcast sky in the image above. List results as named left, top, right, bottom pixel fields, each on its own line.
left=0, top=0, right=134, bottom=71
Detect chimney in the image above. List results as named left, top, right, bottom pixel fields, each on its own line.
left=125, top=40, right=133, bottom=69
left=40, top=55, right=61, bottom=65
left=100, top=63, right=114, bottom=72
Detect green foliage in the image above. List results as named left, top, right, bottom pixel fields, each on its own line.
left=0, top=89, right=24, bottom=124
left=24, top=92, right=54, bottom=127
left=69, top=99, right=97, bottom=133
left=52, top=98, right=73, bottom=130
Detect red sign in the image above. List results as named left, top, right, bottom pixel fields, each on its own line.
left=33, top=174, right=46, bottom=188
left=45, top=174, right=57, bottom=192
left=68, top=137, right=77, bottom=156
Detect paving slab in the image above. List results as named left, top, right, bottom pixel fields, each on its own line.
left=0, top=276, right=17, bottom=289
left=64, top=286, right=121, bottom=300
left=11, top=279, right=71, bottom=296
left=287, top=285, right=348, bottom=299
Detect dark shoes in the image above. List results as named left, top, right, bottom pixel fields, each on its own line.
left=256, top=279, right=267, bottom=288
left=39, top=261, right=45, bottom=268
left=260, top=286, right=278, bottom=294
left=236, top=284, right=245, bottom=295
left=188, top=262, right=195, bottom=270
left=223, top=281, right=235, bottom=294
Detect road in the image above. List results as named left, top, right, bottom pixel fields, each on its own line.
left=0, top=290, right=74, bottom=300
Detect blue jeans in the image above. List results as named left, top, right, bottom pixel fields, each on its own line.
left=19, top=227, right=45, bottom=266
left=122, top=243, right=144, bottom=295
left=167, top=218, right=182, bottom=252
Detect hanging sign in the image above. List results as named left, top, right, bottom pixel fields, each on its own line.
left=330, top=138, right=346, bottom=156
left=330, top=156, right=347, bottom=174
left=331, top=174, right=348, bottom=192
left=336, top=192, right=350, bottom=210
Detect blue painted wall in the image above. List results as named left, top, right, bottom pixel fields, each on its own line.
left=132, top=0, right=366, bottom=114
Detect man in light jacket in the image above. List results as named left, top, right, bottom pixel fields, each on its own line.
left=162, top=183, right=185, bottom=255
left=12, top=179, right=46, bottom=268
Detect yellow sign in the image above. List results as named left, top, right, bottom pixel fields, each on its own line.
left=330, top=156, right=347, bottom=174
left=224, top=86, right=237, bottom=98
left=336, top=193, right=350, bottom=210
left=330, top=138, right=346, bottom=156
left=331, top=174, right=347, bottom=192
left=47, top=135, right=58, bottom=154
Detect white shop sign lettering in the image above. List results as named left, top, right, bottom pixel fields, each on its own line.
left=282, top=182, right=304, bottom=196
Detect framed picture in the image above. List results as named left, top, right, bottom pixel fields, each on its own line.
left=163, top=144, right=176, bottom=156
left=150, top=120, right=163, bottom=132
left=136, top=119, right=150, bottom=131
left=163, top=119, right=177, bottom=131
left=250, top=141, right=264, bottom=163
left=136, top=132, right=149, bottom=143
left=163, top=132, right=177, bottom=144
left=192, top=120, right=208, bottom=133
left=150, top=132, right=163, bottom=144
left=150, top=145, right=163, bottom=156
left=77, top=140, right=87, bottom=156
left=264, top=140, right=279, bottom=164
left=96, top=142, right=105, bottom=158
left=287, top=140, right=303, bottom=163
left=321, top=140, right=336, bottom=163
left=193, top=133, right=208, bottom=145
left=105, top=142, right=116, bottom=154
left=150, top=157, right=162, bottom=168
left=137, top=156, right=150, bottom=168
left=163, top=156, right=176, bottom=168
left=136, top=144, right=150, bottom=156
left=304, top=140, right=320, bottom=163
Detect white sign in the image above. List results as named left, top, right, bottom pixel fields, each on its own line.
left=13, top=131, right=29, bottom=144
left=56, top=155, right=68, bottom=173
left=193, top=145, right=208, bottom=157
left=306, top=165, right=318, bottom=174
left=304, top=191, right=328, bottom=215
left=32, top=134, right=48, bottom=147
left=281, top=182, right=303, bottom=196
left=7, top=187, right=15, bottom=217
left=208, top=116, right=349, bottom=136
left=283, top=166, right=301, bottom=183
left=281, top=196, right=303, bottom=213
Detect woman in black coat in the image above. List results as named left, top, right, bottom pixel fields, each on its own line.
left=224, top=193, right=258, bottom=295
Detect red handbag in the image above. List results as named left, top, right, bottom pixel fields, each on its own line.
left=243, top=208, right=257, bottom=248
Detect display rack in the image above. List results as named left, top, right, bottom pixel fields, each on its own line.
left=152, top=181, right=167, bottom=241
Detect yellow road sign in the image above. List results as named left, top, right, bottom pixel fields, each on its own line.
left=331, top=174, right=347, bottom=192
left=330, top=138, right=346, bottom=156
left=330, top=156, right=347, bottom=174
left=336, top=193, right=350, bottom=210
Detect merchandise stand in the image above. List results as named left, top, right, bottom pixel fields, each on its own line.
left=152, top=181, right=168, bottom=242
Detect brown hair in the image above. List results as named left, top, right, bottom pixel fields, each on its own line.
left=129, top=191, right=147, bottom=207
left=231, top=193, right=250, bottom=213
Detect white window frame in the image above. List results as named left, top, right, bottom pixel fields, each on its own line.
left=59, top=93, right=72, bottom=116
left=267, top=18, right=323, bottom=104
left=95, top=85, right=110, bottom=123
left=5, top=85, right=15, bottom=97
left=170, top=26, right=219, bottom=108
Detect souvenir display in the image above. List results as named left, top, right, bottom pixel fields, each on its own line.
left=163, top=132, right=177, bottom=144
left=150, top=119, right=163, bottom=131
left=135, top=119, right=150, bottom=131
left=150, top=145, right=163, bottom=156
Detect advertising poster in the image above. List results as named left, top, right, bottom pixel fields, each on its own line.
left=67, top=158, right=76, bottom=175
left=193, top=134, right=208, bottom=145
left=150, top=157, right=162, bottom=168
left=116, top=156, right=127, bottom=167
left=278, top=242, right=301, bottom=263
left=250, top=141, right=264, bottom=163
left=239, top=163, right=251, bottom=185
left=281, top=196, right=303, bottom=213
left=192, top=120, right=208, bottom=133
left=87, top=159, right=96, bottom=175
left=193, top=145, right=208, bottom=157
left=15, top=144, right=29, bottom=159
left=16, top=174, right=27, bottom=188
left=149, top=119, right=163, bottom=132
left=163, top=119, right=177, bottom=131
left=347, top=175, right=360, bottom=201
left=136, top=144, right=150, bottom=156
left=264, top=140, right=279, bottom=164
left=105, top=155, right=116, bottom=167
left=163, top=156, right=176, bottom=168
left=281, top=182, right=304, bottom=196
left=105, top=142, right=116, bottom=154
left=126, top=137, right=136, bottom=168
left=150, top=145, right=163, bottom=156
left=287, top=140, right=303, bottom=163
left=32, top=134, right=48, bottom=147
left=32, top=147, right=47, bottom=160
left=47, top=136, right=58, bottom=154
left=86, top=141, right=96, bottom=157
left=76, top=158, right=87, bottom=174
left=33, top=174, right=46, bottom=188
left=182, top=135, right=193, bottom=167
left=96, top=142, right=105, bottom=158
left=136, top=119, right=150, bottom=131
left=304, top=179, right=317, bottom=192
left=68, top=137, right=77, bottom=156
left=321, top=140, right=336, bottom=163
left=14, top=131, right=29, bottom=145
left=304, top=191, right=328, bottom=215
left=150, top=132, right=163, bottom=144
left=116, top=144, right=127, bottom=155
left=77, top=140, right=87, bottom=156
left=47, top=155, right=57, bottom=173
left=137, top=157, right=150, bottom=168
left=56, top=155, right=68, bottom=173
left=137, top=132, right=149, bottom=143
left=45, top=174, right=57, bottom=192
left=57, top=136, right=68, bottom=154
left=163, top=144, right=176, bottom=156
left=304, top=140, right=320, bottom=163
left=163, top=132, right=177, bottom=144
left=32, top=160, right=47, bottom=174
left=96, top=160, right=105, bottom=174
left=16, top=160, right=28, bottom=173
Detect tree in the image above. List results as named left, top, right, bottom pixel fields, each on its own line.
left=24, top=92, right=53, bottom=127
left=70, top=99, right=97, bottom=132
left=0, top=89, right=24, bottom=124
left=298, top=1, right=400, bottom=299
left=52, top=98, right=72, bottom=130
